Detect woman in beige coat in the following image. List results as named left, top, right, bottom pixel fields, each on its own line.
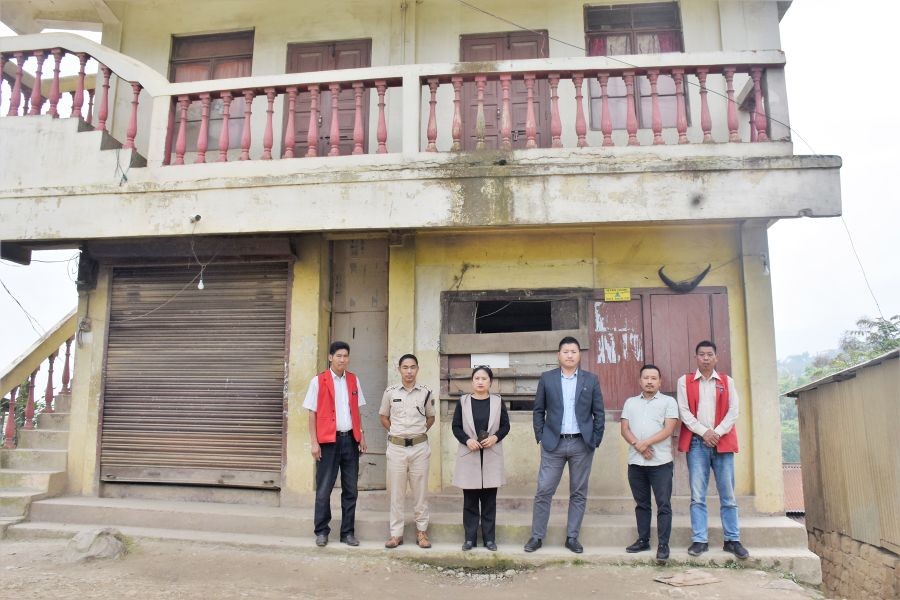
left=451, top=366, right=510, bottom=551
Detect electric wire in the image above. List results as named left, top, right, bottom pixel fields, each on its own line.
left=0, top=277, right=44, bottom=334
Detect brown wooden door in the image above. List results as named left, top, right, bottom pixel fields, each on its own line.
left=460, top=31, right=550, bottom=151
left=286, top=39, right=371, bottom=157
left=590, top=289, right=731, bottom=416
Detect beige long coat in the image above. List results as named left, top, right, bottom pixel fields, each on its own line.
left=452, top=394, right=507, bottom=489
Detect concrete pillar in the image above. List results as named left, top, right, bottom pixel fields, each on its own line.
left=281, top=235, right=330, bottom=506
left=66, top=267, right=112, bottom=496
left=741, top=221, right=784, bottom=513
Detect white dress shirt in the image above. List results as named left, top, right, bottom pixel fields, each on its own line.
left=303, top=369, right=367, bottom=432
left=676, top=369, right=739, bottom=437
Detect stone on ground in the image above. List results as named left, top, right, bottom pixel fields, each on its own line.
left=64, top=527, right=127, bottom=562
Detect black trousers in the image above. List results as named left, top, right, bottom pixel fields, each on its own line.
left=627, top=461, right=674, bottom=546
left=314, top=434, right=359, bottom=538
left=463, top=488, right=498, bottom=545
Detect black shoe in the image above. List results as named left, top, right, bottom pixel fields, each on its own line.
left=524, top=537, right=542, bottom=552
left=723, top=540, right=749, bottom=559
left=656, top=544, right=670, bottom=562
left=565, top=537, right=583, bottom=554
left=625, top=538, right=650, bottom=553
left=340, top=534, right=360, bottom=547
left=485, top=541, right=498, bottom=551
left=687, top=541, right=708, bottom=556
left=461, top=540, right=474, bottom=551
left=315, top=534, right=328, bottom=547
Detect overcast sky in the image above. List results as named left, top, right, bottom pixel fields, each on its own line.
left=1, top=1, right=898, bottom=371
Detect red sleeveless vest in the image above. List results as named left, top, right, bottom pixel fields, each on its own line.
left=677, top=372, right=738, bottom=453
left=315, top=370, right=362, bottom=443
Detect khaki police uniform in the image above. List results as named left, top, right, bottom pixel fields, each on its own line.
left=379, top=383, right=435, bottom=538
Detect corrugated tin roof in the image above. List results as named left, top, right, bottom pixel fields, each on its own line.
left=785, top=348, right=899, bottom=397
left=783, top=462, right=804, bottom=514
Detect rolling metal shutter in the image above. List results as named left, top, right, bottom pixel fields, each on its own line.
left=101, top=262, right=289, bottom=488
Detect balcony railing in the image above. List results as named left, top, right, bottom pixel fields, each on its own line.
left=1, top=33, right=788, bottom=169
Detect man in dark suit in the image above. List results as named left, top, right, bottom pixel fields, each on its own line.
left=525, top=336, right=605, bottom=553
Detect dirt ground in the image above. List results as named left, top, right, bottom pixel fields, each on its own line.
left=0, top=537, right=822, bottom=600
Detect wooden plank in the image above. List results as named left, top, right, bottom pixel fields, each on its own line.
left=551, top=299, right=579, bottom=330
left=442, top=329, right=586, bottom=354
left=449, top=366, right=549, bottom=379
left=448, top=301, right=476, bottom=334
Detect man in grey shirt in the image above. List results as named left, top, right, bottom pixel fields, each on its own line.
left=620, top=364, right=679, bottom=562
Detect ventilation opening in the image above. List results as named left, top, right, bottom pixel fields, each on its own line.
left=475, top=300, right=552, bottom=333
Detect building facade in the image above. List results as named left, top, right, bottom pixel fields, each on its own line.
left=1, top=0, right=841, bottom=513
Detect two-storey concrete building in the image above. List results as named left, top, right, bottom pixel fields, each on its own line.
left=1, top=1, right=839, bottom=566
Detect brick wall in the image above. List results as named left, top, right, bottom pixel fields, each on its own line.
left=808, top=528, right=899, bottom=599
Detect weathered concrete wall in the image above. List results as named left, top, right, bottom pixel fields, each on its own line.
left=809, top=528, right=900, bottom=599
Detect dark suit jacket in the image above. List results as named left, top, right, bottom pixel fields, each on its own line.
left=533, top=368, right=605, bottom=451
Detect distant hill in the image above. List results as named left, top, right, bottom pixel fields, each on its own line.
left=777, top=350, right=838, bottom=377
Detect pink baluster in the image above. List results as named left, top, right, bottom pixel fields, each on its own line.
left=351, top=82, right=365, bottom=155
left=193, top=92, right=211, bottom=162
left=474, top=75, right=486, bottom=150
left=524, top=73, right=537, bottom=149
left=750, top=67, right=769, bottom=142
left=44, top=352, right=57, bottom=413
left=598, top=73, right=613, bottom=147
left=23, top=368, right=38, bottom=430
left=306, top=85, right=320, bottom=157
left=696, top=68, right=712, bottom=143
left=66, top=91, right=76, bottom=116
left=262, top=87, right=276, bottom=160
left=23, top=86, right=32, bottom=114
left=86, top=88, right=95, bottom=125
left=749, top=108, right=758, bottom=142
left=647, top=69, right=663, bottom=145
left=673, top=69, right=688, bottom=144
left=174, top=95, right=190, bottom=165
left=499, top=74, right=512, bottom=150
left=2, top=386, right=17, bottom=449
left=283, top=87, right=297, bottom=158
left=573, top=73, right=588, bottom=148
left=28, top=50, right=46, bottom=115
left=327, top=83, right=341, bottom=157
left=218, top=91, right=232, bottom=161
left=548, top=73, right=562, bottom=149
left=426, top=78, right=439, bottom=152
left=240, top=89, right=254, bottom=160
left=723, top=67, right=740, bottom=142
left=375, top=80, right=388, bottom=154
left=97, top=65, right=111, bottom=131
left=49, top=48, right=63, bottom=118
left=450, top=76, right=463, bottom=151
left=624, top=72, right=639, bottom=146
left=73, top=53, right=88, bottom=119
left=7, top=52, right=24, bottom=116
left=124, top=82, right=142, bottom=150
left=61, top=337, right=73, bottom=392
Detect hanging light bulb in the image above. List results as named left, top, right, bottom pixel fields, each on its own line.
left=198, top=277, right=205, bottom=290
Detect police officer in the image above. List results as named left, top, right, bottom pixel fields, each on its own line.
left=379, top=353, right=435, bottom=549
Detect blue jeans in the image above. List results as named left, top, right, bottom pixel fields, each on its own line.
left=687, top=436, right=740, bottom=542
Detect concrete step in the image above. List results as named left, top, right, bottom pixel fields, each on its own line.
left=0, top=488, right=45, bottom=517
left=49, top=392, right=71, bottom=414
left=16, top=428, right=69, bottom=450
left=5, top=520, right=822, bottom=585
left=36, top=412, right=69, bottom=430
left=0, top=449, right=67, bottom=470
left=334, top=489, right=760, bottom=516
left=26, top=496, right=809, bottom=548
left=0, top=469, right=66, bottom=495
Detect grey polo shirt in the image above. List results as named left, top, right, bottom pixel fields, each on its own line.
left=621, top=391, right=679, bottom=466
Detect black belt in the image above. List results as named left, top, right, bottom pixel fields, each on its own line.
left=336, top=430, right=353, bottom=437
left=560, top=433, right=582, bottom=439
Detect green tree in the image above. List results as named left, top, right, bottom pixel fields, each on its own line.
left=806, top=315, right=900, bottom=380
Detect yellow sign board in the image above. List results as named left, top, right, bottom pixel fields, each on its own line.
left=604, top=288, right=631, bottom=302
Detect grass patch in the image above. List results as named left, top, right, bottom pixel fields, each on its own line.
left=401, top=554, right=531, bottom=575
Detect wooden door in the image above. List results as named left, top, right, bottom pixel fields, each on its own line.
left=286, top=39, right=371, bottom=157
left=460, top=31, right=550, bottom=151
left=330, top=239, right=388, bottom=490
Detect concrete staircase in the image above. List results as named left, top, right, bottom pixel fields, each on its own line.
left=5, top=482, right=822, bottom=585
left=0, top=390, right=70, bottom=534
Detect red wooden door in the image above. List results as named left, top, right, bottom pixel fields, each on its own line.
left=460, top=31, right=550, bottom=151
left=286, top=39, right=371, bottom=157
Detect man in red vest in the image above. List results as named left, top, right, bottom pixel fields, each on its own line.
left=676, top=340, right=749, bottom=560
left=303, top=341, right=367, bottom=547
